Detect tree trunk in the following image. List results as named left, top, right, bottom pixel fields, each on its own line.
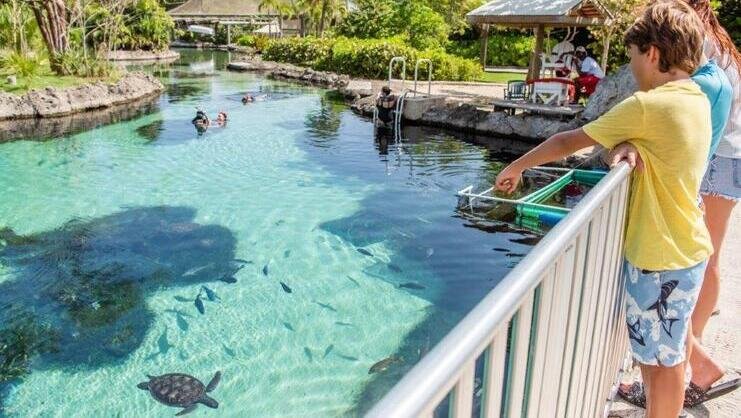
left=318, top=0, right=327, bottom=36
left=27, top=0, right=70, bottom=75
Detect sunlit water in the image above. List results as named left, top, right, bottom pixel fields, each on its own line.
left=0, top=50, right=539, bottom=417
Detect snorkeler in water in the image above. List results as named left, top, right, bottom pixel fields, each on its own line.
left=215, top=111, right=228, bottom=126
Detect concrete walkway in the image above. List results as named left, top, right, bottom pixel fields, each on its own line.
left=610, top=206, right=741, bottom=417
left=348, top=79, right=505, bottom=104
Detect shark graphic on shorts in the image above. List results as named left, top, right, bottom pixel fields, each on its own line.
left=648, top=279, right=679, bottom=337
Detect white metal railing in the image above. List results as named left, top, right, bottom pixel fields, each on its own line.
left=389, top=56, right=407, bottom=89
left=366, top=162, right=632, bottom=418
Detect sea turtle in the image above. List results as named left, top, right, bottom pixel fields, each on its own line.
left=137, top=371, right=221, bottom=416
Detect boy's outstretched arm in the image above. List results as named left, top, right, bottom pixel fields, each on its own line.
left=495, top=128, right=597, bottom=194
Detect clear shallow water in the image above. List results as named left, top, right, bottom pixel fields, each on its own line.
left=0, top=50, right=539, bottom=417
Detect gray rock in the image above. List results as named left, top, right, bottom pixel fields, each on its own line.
left=106, top=49, right=180, bottom=62
left=0, top=72, right=164, bottom=121
left=227, top=59, right=349, bottom=90
left=582, top=65, right=637, bottom=121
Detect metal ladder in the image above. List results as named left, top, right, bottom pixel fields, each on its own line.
left=373, top=57, right=433, bottom=136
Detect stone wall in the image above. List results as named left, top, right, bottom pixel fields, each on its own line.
left=0, top=72, right=164, bottom=121
left=106, top=50, right=180, bottom=62
left=227, top=60, right=350, bottom=90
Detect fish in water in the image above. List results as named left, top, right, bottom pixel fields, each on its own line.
left=387, top=264, right=403, bottom=273
left=284, top=250, right=291, bottom=258
left=505, top=253, right=526, bottom=258
left=146, top=330, right=173, bottom=359
left=173, top=295, right=191, bottom=303
left=315, top=301, right=338, bottom=312
left=648, top=280, right=680, bottom=337
left=280, top=282, right=293, bottom=293
left=416, top=216, right=432, bottom=224
left=275, top=219, right=285, bottom=226
left=369, top=355, right=403, bottom=374
left=176, top=313, right=189, bottom=332
left=219, top=276, right=237, bottom=284
left=183, top=263, right=214, bottom=277
left=233, top=258, right=253, bottom=264
left=399, top=282, right=426, bottom=290
left=493, top=248, right=509, bottom=252
left=194, top=292, right=205, bottom=315
left=201, top=286, right=221, bottom=302
left=323, top=344, right=335, bottom=359
left=223, top=344, right=237, bottom=357
left=303, top=347, right=313, bottom=362
left=283, top=322, right=295, bottom=332
left=426, top=248, right=434, bottom=258
left=263, top=264, right=269, bottom=276
left=229, top=264, right=246, bottom=275
left=336, top=353, right=359, bottom=361
left=334, top=321, right=353, bottom=327
left=346, top=275, right=360, bottom=287
left=357, top=248, right=373, bottom=257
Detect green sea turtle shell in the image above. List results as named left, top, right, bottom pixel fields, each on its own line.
left=147, top=373, right=205, bottom=407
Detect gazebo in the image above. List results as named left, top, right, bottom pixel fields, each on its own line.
left=169, top=0, right=290, bottom=41
left=467, top=0, right=612, bottom=80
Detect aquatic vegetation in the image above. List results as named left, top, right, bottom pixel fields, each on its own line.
left=0, top=315, right=59, bottom=384
left=0, top=206, right=238, bottom=388
left=135, top=119, right=165, bottom=141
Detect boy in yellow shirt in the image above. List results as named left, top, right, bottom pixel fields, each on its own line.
left=494, top=1, right=712, bottom=416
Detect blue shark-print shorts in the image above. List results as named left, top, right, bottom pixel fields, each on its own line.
left=623, top=260, right=707, bottom=367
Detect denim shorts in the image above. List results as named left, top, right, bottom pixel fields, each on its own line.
left=700, top=155, right=741, bottom=201
left=623, top=260, right=707, bottom=367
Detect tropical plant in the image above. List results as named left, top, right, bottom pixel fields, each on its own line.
left=589, top=0, right=646, bottom=71
left=717, top=0, right=740, bottom=47
left=447, top=30, right=534, bottom=67
left=0, top=0, right=39, bottom=54
left=401, top=3, right=449, bottom=50
left=19, top=0, right=71, bottom=75
left=335, top=0, right=397, bottom=39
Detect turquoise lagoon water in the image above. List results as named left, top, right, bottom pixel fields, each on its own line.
left=0, top=50, right=539, bottom=417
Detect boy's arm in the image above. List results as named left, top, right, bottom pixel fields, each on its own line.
left=495, top=128, right=597, bottom=194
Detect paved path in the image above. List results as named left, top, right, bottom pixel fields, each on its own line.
left=610, top=206, right=741, bottom=417
left=351, top=79, right=505, bottom=104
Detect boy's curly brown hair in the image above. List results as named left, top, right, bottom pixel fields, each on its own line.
left=624, top=0, right=704, bottom=74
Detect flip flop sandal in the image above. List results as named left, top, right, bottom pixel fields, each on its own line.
left=617, top=382, right=646, bottom=408
left=618, top=378, right=741, bottom=409
left=684, top=378, right=741, bottom=408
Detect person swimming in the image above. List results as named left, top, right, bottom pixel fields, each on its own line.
left=192, top=109, right=210, bottom=125
left=241, top=94, right=254, bottom=104
left=215, top=111, right=228, bottom=126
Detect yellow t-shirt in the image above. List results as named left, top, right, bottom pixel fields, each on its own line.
left=583, top=80, right=713, bottom=271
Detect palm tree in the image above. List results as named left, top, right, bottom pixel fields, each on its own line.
left=258, top=0, right=284, bottom=36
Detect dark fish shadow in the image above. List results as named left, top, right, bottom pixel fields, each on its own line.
left=0, top=205, right=238, bottom=400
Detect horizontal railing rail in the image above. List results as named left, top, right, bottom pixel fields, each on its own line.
left=366, top=162, right=632, bottom=418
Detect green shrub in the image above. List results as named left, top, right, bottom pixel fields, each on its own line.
left=447, top=31, right=534, bottom=67
left=237, top=34, right=270, bottom=52
left=263, top=36, right=482, bottom=81
left=404, top=5, right=449, bottom=50
left=335, top=0, right=399, bottom=39
left=1, top=50, right=43, bottom=78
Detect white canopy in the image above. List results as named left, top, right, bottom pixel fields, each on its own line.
left=187, top=25, right=215, bottom=36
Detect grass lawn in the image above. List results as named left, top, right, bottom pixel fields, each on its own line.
left=0, top=70, right=119, bottom=94
left=475, top=71, right=527, bottom=84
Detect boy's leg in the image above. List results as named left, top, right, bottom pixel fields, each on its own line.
left=642, top=362, right=686, bottom=417
left=688, top=334, right=724, bottom=391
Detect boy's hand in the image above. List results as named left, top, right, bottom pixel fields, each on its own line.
left=608, top=142, right=644, bottom=172
left=495, top=164, right=523, bottom=194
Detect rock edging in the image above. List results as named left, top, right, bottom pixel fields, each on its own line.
left=106, top=49, right=180, bottom=62
left=0, top=72, right=165, bottom=121
left=227, top=60, right=350, bottom=90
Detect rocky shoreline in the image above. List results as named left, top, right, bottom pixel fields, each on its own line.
left=0, top=72, right=164, bottom=121
left=227, top=58, right=637, bottom=141
left=106, top=49, right=180, bottom=62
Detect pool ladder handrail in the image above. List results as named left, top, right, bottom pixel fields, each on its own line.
left=413, top=59, right=433, bottom=97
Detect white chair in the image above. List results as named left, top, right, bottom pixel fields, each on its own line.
left=530, top=79, right=572, bottom=106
